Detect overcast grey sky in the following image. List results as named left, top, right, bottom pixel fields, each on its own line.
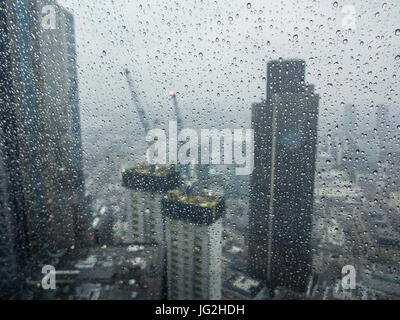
left=58, top=0, right=399, bottom=134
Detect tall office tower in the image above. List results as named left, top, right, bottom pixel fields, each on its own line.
left=342, top=104, right=358, bottom=139
left=51, top=2, right=87, bottom=248
left=162, top=189, right=225, bottom=300
left=341, top=104, right=358, bottom=180
left=330, top=135, right=342, bottom=167
left=41, top=0, right=88, bottom=250
left=3, top=0, right=88, bottom=268
left=248, top=59, right=319, bottom=293
left=57, top=1, right=87, bottom=242
left=375, top=104, right=390, bottom=164
left=122, top=165, right=181, bottom=244
left=374, top=104, right=394, bottom=193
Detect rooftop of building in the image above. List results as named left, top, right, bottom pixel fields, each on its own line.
left=164, top=189, right=222, bottom=208
left=122, top=164, right=172, bottom=177
left=162, top=189, right=225, bottom=224
left=231, top=275, right=261, bottom=293
left=223, top=272, right=266, bottom=299
left=122, top=164, right=181, bottom=192
left=267, top=58, right=305, bottom=66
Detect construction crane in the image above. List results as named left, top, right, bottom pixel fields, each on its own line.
left=169, top=90, right=188, bottom=178
left=169, top=91, right=183, bottom=134
left=123, top=66, right=150, bottom=134
left=124, top=66, right=158, bottom=172
left=169, top=90, right=200, bottom=184
left=169, top=91, right=211, bottom=189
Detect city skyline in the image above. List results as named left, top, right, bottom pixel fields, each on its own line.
left=0, top=0, right=399, bottom=301
left=57, top=0, right=399, bottom=132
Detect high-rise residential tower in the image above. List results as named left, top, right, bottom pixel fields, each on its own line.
left=248, top=59, right=319, bottom=293
left=122, top=165, right=181, bottom=244
left=162, top=189, right=225, bottom=300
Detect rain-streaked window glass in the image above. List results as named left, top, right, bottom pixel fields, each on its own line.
left=0, top=0, right=399, bottom=301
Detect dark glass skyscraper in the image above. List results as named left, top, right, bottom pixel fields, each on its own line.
left=1, top=0, right=88, bottom=277
left=248, top=59, right=319, bottom=292
left=1, top=0, right=34, bottom=295
left=0, top=8, right=23, bottom=290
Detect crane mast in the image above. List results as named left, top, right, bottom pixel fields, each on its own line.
left=169, top=91, right=196, bottom=182
left=123, top=66, right=150, bottom=134
left=124, top=66, right=158, bottom=172
left=169, top=91, right=182, bottom=133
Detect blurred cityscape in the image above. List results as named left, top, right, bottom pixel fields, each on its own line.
left=0, top=1, right=399, bottom=300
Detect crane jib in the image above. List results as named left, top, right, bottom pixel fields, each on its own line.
left=124, top=68, right=150, bottom=134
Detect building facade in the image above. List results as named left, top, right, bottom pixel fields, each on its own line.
left=162, top=189, right=225, bottom=300
left=2, top=0, right=87, bottom=272
left=122, top=165, right=181, bottom=244
left=0, top=0, right=27, bottom=297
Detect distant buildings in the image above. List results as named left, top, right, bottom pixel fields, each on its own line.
left=248, top=59, right=319, bottom=292
left=92, top=206, right=115, bottom=246
left=32, top=244, right=166, bottom=300
left=341, top=104, right=359, bottom=180
left=342, top=104, right=358, bottom=141
left=223, top=273, right=268, bottom=300
left=162, top=189, right=225, bottom=299
left=375, top=104, right=390, bottom=168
